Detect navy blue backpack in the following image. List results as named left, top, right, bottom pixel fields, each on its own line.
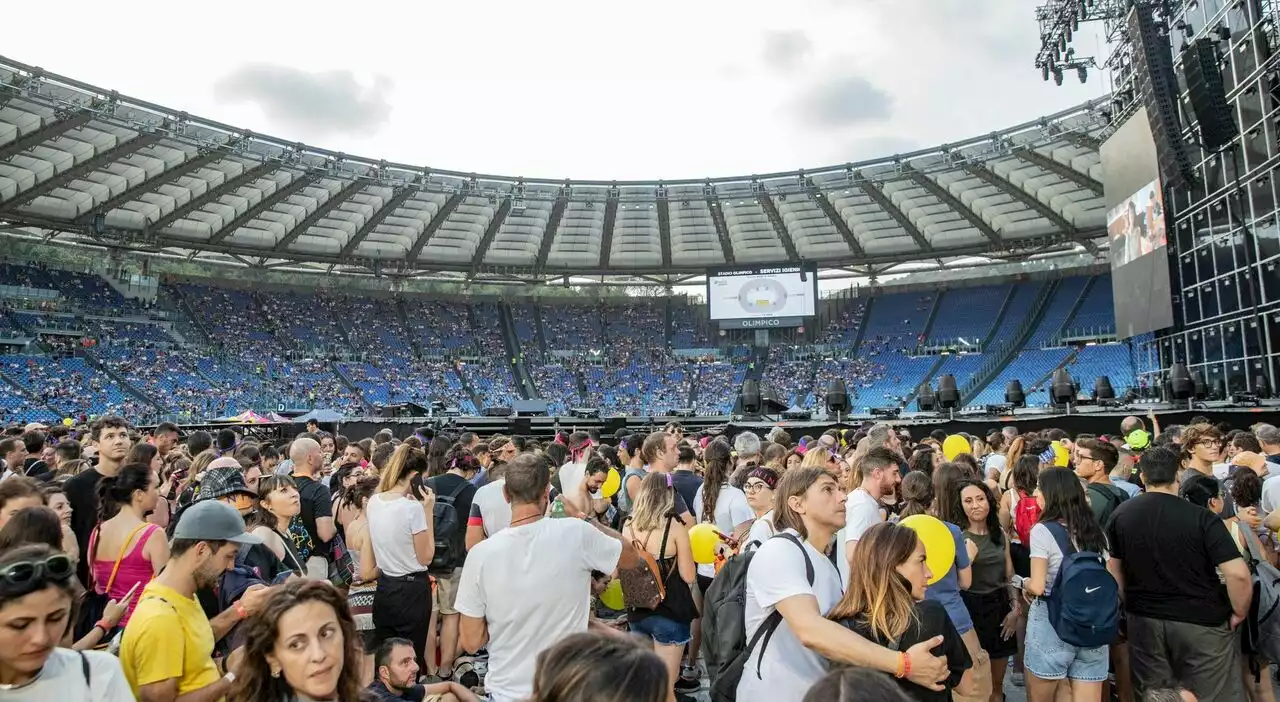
left=1044, top=521, right=1119, bottom=648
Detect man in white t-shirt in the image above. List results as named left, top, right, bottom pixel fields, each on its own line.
left=466, top=465, right=512, bottom=551
left=738, top=467, right=949, bottom=700
left=455, top=454, right=638, bottom=702
left=844, top=447, right=900, bottom=567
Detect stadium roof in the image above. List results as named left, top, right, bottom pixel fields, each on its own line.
left=0, top=56, right=1112, bottom=285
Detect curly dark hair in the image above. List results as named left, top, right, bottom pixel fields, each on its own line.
left=228, top=580, right=367, bottom=702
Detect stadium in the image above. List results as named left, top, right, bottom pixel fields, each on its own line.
left=0, top=0, right=1277, bottom=439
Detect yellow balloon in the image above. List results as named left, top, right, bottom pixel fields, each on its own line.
left=689, top=523, right=721, bottom=565
left=942, top=435, right=972, bottom=461
left=62, top=418, right=74, bottom=427
left=1052, top=441, right=1070, bottom=467
left=600, top=469, right=621, bottom=499
left=599, top=579, right=625, bottom=610
left=900, top=514, right=957, bottom=585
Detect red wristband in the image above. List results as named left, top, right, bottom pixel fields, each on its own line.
left=234, top=601, right=248, bottom=620
left=95, top=619, right=112, bottom=632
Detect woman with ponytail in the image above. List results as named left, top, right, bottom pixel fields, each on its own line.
left=91, top=462, right=168, bottom=628
left=691, top=439, right=753, bottom=591
left=366, top=444, right=436, bottom=672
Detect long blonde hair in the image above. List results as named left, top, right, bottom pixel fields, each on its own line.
left=629, top=472, right=675, bottom=533
left=828, top=522, right=920, bottom=642
left=378, top=444, right=427, bottom=493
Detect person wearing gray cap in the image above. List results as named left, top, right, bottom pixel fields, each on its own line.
left=117, top=500, right=273, bottom=701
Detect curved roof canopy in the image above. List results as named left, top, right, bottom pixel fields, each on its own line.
left=0, top=56, right=1111, bottom=283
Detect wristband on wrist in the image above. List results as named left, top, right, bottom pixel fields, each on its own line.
left=94, top=619, right=112, bottom=632
left=901, top=652, right=913, bottom=679
left=234, top=601, right=249, bottom=620
left=894, top=652, right=907, bottom=678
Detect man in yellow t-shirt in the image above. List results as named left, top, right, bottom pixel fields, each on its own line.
left=119, top=500, right=272, bottom=702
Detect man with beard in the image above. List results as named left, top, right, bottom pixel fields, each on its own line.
left=119, top=501, right=273, bottom=701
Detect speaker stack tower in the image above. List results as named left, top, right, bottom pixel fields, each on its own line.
left=1128, top=4, right=1195, bottom=188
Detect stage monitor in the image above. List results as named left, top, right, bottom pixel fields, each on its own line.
left=1100, top=107, right=1175, bottom=340
left=707, top=264, right=817, bottom=329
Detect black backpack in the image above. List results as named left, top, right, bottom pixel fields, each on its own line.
left=703, top=532, right=813, bottom=702
left=428, top=478, right=472, bottom=574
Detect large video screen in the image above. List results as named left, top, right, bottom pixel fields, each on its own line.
left=707, top=265, right=817, bottom=324
left=1107, top=180, right=1167, bottom=268
left=1100, top=106, right=1175, bottom=340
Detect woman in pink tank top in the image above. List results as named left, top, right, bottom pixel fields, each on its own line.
left=92, top=462, right=170, bottom=627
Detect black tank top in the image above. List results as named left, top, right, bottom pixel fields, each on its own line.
left=628, top=518, right=698, bottom=624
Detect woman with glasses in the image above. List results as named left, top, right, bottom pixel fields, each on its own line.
left=742, top=467, right=781, bottom=549
left=0, top=544, right=133, bottom=699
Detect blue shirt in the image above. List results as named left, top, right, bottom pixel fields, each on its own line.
left=1112, top=478, right=1141, bottom=498
left=924, top=521, right=974, bottom=634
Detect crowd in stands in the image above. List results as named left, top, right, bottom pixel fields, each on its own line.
left=0, top=264, right=1145, bottom=423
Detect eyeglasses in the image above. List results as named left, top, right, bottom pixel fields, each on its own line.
left=1077, top=453, right=1096, bottom=462
left=0, top=554, right=74, bottom=592
left=744, top=481, right=771, bottom=493
left=1196, top=439, right=1222, bottom=448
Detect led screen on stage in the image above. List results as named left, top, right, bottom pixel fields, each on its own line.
left=707, top=265, right=817, bottom=323
left=1107, top=180, right=1167, bottom=268
left=1100, top=106, right=1176, bottom=340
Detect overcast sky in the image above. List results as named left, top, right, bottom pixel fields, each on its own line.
left=8, top=0, right=1105, bottom=181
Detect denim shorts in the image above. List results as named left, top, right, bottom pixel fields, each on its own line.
left=630, top=614, right=692, bottom=646
left=1024, top=599, right=1109, bottom=682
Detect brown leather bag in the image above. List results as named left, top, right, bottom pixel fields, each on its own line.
left=618, top=517, right=672, bottom=610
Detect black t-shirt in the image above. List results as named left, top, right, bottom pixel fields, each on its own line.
left=23, top=457, right=51, bottom=482
left=838, top=599, right=971, bottom=702
left=1106, top=491, right=1242, bottom=626
left=291, top=474, right=333, bottom=560
left=671, top=470, right=703, bottom=514
left=64, top=467, right=103, bottom=585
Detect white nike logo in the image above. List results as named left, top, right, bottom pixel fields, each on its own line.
left=1085, top=586, right=1101, bottom=593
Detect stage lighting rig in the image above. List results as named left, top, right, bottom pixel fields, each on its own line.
left=1033, top=0, right=1164, bottom=88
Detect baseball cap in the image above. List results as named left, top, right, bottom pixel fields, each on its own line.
left=171, top=500, right=260, bottom=545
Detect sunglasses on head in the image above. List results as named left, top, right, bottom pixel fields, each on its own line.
left=0, top=554, right=74, bottom=594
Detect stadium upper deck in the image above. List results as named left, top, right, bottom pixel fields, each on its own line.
left=0, top=56, right=1111, bottom=284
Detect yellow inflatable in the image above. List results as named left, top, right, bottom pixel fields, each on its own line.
left=942, top=435, right=972, bottom=461
left=599, top=468, right=621, bottom=499
left=901, top=514, right=956, bottom=585
left=689, top=523, right=722, bottom=564
left=599, top=579, right=625, bottom=610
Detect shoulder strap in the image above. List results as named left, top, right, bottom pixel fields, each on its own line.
left=1240, top=523, right=1266, bottom=566
left=751, top=533, right=817, bottom=680
left=446, top=478, right=471, bottom=501
left=1043, top=520, right=1075, bottom=556
left=773, top=532, right=815, bottom=586
left=78, top=650, right=91, bottom=686
left=105, top=522, right=150, bottom=592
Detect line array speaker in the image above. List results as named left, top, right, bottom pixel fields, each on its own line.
left=1128, top=4, right=1195, bottom=188
left=1182, top=38, right=1239, bottom=152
